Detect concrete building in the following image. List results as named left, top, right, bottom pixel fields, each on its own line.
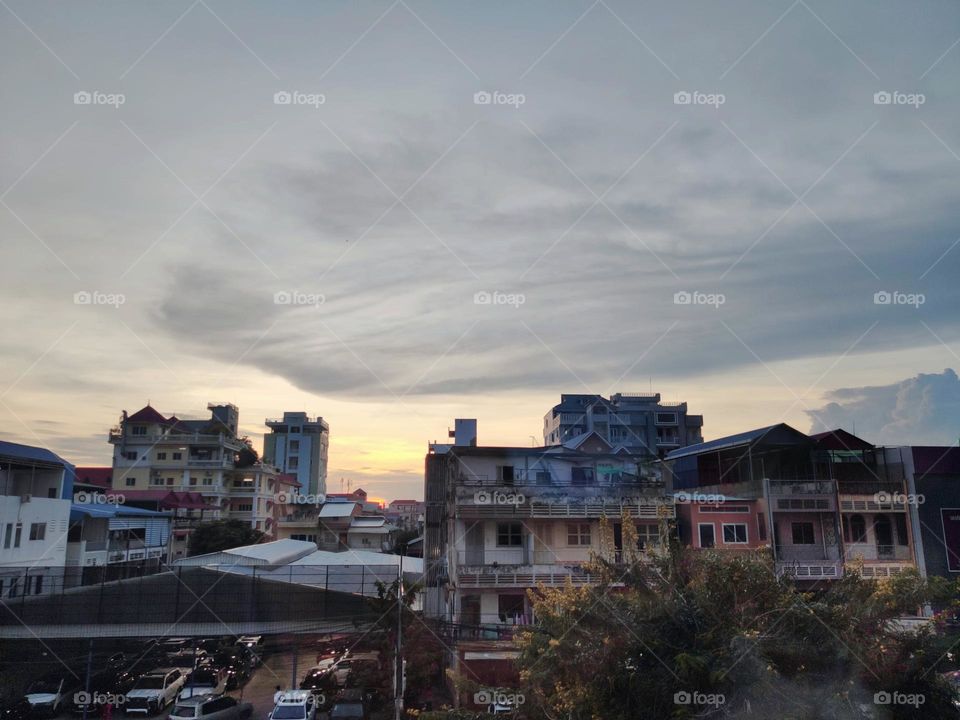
left=0, top=440, right=74, bottom=598
left=66, top=502, right=172, bottom=576
left=424, top=420, right=671, bottom=701
left=387, top=499, right=424, bottom=530
left=543, top=393, right=704, bottom=457
left=263, top=412, right=330, bottom=499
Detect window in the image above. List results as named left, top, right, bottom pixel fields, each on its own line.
left=13, top=524, right=21, bottom=548
left=895, top=514, right=909, bottom=546
left=34, top=575, right=43, bottom=594
left=289, top=440, right=300, bottom=452
left=123, top=451, right=138, bottom=461
left=757, top=513, right=767, bottom=542
left=535, top=471, right=551, bottom=486
left=655, top=412, right=677, bottom=425
left=189, top=477, right=198, bottom=486
left=48, top=488, right=57, bottom=498
left=203, top=477, right=213, bottom=486
left=636, top=524, right=660, bottom=548
left=166, top=477, right=175, bottom=486
left=8, top=578, right=18, bottom=598
left=567, top=523, right=591, bottom=546
left=722, top=524, right=748, bottom=544
left=125, top=477, right=135, bottom=487
left=235, top=503, right=253, bottom=512
left=156, top=452, right=167, bottom=460
left=791, top=522, right=815, bottom=545
left=498, top=466, right=515, bottom=485
left=571, top=467, right=594, bottom=486
left=498, top=594, right=525, bottom=623
left=844, top=514, right=867, bottom=543
left=496, top=523, right=523, bottom=547
left=289, top=457, right=299, bottom=469
left=131, top=426, right=147, bottom=436
left=29, top=523, right=45, bottom=541
left=698, top=524, right=715, bottom=548
left=291, top=426, right=301, bottom=433
left=3, top=524, right=11, bottom=549
left=172, top=452, right=182, bottom=460
left=150, top=477, right=164, bottom=486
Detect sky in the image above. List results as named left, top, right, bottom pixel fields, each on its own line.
left=2, top=1, right=959, bottom=501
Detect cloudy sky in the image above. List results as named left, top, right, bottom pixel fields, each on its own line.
left=2, top=0, right=959, bottom=500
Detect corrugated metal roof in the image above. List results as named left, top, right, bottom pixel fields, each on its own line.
left=222, top=539, right=318, bottom=564
left=71, top=503, right=172, bottom=520
left=664, top=424, right=802, bottom=461
left=319, top=502, right=357, bottom=518
left=0, top=440, right=71, bottom=468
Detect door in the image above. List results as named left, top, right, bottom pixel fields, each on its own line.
left=613, top=522, right=623, bottom=563
left=698, top=524, right=715, bottom=549
left=464, top=523, right=484, bottom=565
left=874, top=516, right=894, bottom=559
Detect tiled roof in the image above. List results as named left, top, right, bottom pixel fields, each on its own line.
left=126, top=405, right=169, bottom=423
left=74, top=467, right=113, bottom=488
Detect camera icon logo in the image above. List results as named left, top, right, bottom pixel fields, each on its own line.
left=474, top=91, right=492, bottom=105
left=674, top=691, right=692, bottom=704
left=873, top=290, right=891, bottom=305
left=74, top=91, right=92, bottom=105
left=674, top=291, right=692, bottom=305
left=274, top=291, right=292, bottom=305
left=274, top=91, right=292, bottom=105
left=873, top=91, right=892, bottom=105
left=674, top=91, right=692, bottom=105
left=874, top=691, right=891, bottom=705
left=474, top=290, right=492, bottom=305
left=74, top=291, right=92, bottom=305
left=474, top=490, right=491, bottom=505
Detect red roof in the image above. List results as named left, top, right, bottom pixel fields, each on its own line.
left=120, top=489, right=215, bottom=510
left=74, top=467, right=113, bottom=488
left=389, top=499, right=419, bottom=506
left=277, top=473, right=301, bottom=487
left=126, top=404, right=169, bottom=424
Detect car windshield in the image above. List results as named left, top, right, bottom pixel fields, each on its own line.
left=169, top=706, right=196, bottom=718
left=331, top=703, right=364, bottom=719
left=272, top=706, right=306, bottom=720
left=135, top=677, right=166, bottom=690
left=27, top=680, right=61, bottom=694
left=187, top=672, right=217, bottom=686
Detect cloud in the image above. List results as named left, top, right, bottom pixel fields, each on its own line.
left=806, top=368, right=960, bottom=445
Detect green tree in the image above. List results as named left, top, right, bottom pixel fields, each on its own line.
left=188, top=519, right=264, bottom=556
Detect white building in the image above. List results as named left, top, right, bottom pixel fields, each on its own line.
left=0, top=440, right=73, bottom=598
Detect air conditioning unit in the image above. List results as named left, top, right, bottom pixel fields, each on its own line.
left=20, top=494, right=31, bottom=503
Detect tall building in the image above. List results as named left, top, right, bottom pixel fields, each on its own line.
left=263, top=412, right=329, bottom=499
left=108, top=402, right=283, bottom=558
left=424, top=420, right=672, bottom=703
left=0, top=440, right=74, bottom=597
left=542, top=392, right=703, bottom=457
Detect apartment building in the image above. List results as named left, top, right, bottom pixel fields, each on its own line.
left=664, top=424, right=918, bottom=582
left=0, top=440, right=74, bottom=598
left=263, top=412, right=330, bottom=499
left=543, top=392, right=704, bottom=457
left=66, top=502, right=172, bottom=578
left=108, top=402, right=285, bottom=555
left=387, top=499, right=424, bottom=530
left=424, top=420, right=672, bottom=694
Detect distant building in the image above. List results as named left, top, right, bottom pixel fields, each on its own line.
left=543, top=393, right=703, bottom=457
left=0, top=440, right=74, bottom=598
left=387, top=499, right=424, bottom=530
left=263, top=412, right=330, bottom=499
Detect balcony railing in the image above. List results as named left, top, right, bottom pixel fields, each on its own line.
left=457, top=499, right=674, bottom=519
left=109, top=431, right=245, bottom=450
left=837, top=480, right=904, bottom=497
left=767, top=479, right=836, bottom=495
left=457, top=472, right=663, bottom=489
left=457, top=565, right=596, bottom=588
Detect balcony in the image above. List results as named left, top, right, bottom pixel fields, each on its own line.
left=852, top=561, right=915, bottom=578
left=457, top=496, right=674, bottom=520
left=775, top=561, right=842, bottom=579
left=456, top=564, right=596, bottom=588
left=768, top=479, right=836, bottom=512
left=109, top=430, right=245, bottom=451
left=837, top=480, right=904, bottom=497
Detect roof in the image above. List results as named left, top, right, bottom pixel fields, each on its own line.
left=665, top=423, right=809, bottom=461
left=119, top=489, right=214, bottom=509
left=809, top=428, right=874, bottom=451
left=74, top=467, right=112, bottom=488
left=562, top=430, right=613, bottom=452
left=125, top=404, right=169, bottom=424
left=289, top=549, right=423, bottom=572
left=350, top=516, right=386, bottom=528
left=223, top=539, right=317, bottom=563
left=348, top=523, right=397, bottom=535
left=71, top=503, right=172, bottom=521
left=0, top=440, right=72, bottom=469
left=276, top=473, right=301, bottom=487
left=319, top=502, right=358, bottom=518
left=388, top=499, right=419, bottom=506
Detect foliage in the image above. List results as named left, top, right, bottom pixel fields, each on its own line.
left=187, top=519, right=265, bottom=556
left=236, top=437, right=259, bottom=468
left=515, top=536, right=960, bottom=720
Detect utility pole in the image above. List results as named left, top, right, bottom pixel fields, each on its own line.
left=394, top=547, right=404, bottom=720
left=81, top=638, right=93, bottom=720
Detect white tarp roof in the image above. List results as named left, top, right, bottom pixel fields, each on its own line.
left=319, top=502, right=358, bottom=518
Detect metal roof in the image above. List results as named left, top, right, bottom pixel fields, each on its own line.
left=664, top=423, right=806, bottom=461
left=319, top=502, right=358, bottom=518
left=70, top=503, right=172, bottom=520
left=0, top=440, right=71, bottom=469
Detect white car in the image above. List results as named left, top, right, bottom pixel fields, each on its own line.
left=178, top=668, right=228, bottom=700
left=126, top=668, right=187, bottom=715
left=269, top=691, right=317, bottom=720
left=24, top=675, right=78, bottom=717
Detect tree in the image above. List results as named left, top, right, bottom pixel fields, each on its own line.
left=515, top=536, right=960, bottom=719
left=188, top=519, right=264, bottom=556
left=235, top=437, right=259, bottom=468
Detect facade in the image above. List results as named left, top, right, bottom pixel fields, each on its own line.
left=263, top=412, right=329, bottom=499
left=108, top=402, right=285, bottom=556
left=0, top=440, right=74, bottom=598
left=665, top=424, right=918, bottom=582
left=66, top=502, right=172, bottom=577
left=424, top=420, right=672, bottom=701
left=543, top=393, right=703, bottom=457
left=387, top=499, right=424, bottom=530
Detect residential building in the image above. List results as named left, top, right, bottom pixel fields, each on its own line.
left=424, top=420, right=672, bottom=698
left=387, top=499, right=424, bottom=530
left=108, top=402, right=284, bottom=553
left=0, top=440, right=74, bottom=598
left=347, top=515, right=399, bottom=551
left=66, top=502, right=172, bottom=580
left=263, top=412, right=330, bottom=499
left=664, top=424, right=918, bottom=582
left=543, top=392, right=704, bottom=457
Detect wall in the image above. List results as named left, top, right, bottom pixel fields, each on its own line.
left=0, top=496, right=71, bottom=567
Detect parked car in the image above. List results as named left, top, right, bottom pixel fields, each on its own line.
left=24, top=674, right=80, bottom=717
left=208, top=650, right=251, bottom=690
left=125, top=669, right=186, bottom=715
left=943, top=670, right=960, bottom=709
left=328, top=690, right=367, bottom=720
left=165, top=650, right=209, bottom=670
left=177, top=668, right=227, bottom=701
left=268, top=692, right=316, bottom=720
left=298, top=668, right=335, bottom=699
left=69, top=669, right=138, bottom=714
left=168, top=695, right=252, bottom=720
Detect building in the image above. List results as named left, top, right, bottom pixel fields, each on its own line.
left=66, top=502, right=172, bottom=580
left=664, top=424, right=918, bottom=582
left=263, top=412, right=330, bottom=499
left=423, top=420, right=672, bottom=701
left=108, top=402, right=285, bottom=555
left=387, top=499, right=424, bottom=530
left=0, top=440, right=74, bottom=598
left=543, top=392, right=703, bottom=457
